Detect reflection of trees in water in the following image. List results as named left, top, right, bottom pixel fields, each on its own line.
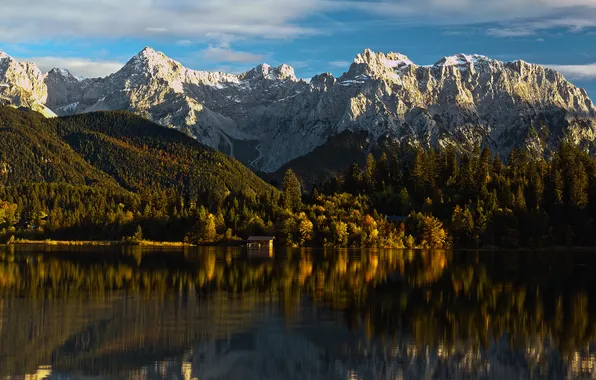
left=3, top=247, right=596, bottom=377
left=347, top=250, right=596, bottom=364
left=0, top=246, right=445, bottom=300
left=0, top=246, right=451, bottom=376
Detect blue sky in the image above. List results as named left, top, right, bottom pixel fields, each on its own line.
left=1, top=0, right=596, bottom=98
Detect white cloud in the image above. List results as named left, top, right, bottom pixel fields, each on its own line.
left=349, top=0, right=596, bottom=36
left=328, top=61, right=351, bottom=69
left=356, top=0, right=596, bottom=23
left=199, top=46, right=266, bottom=63
left=286, top=60, right=313, bottom=69
left=442, top=29, right=475, bottom=36
left=485, top=27, right=537, bottom=37
left=0, top=0, right=329, bottom=43
left=23, top=56, right=124, bottom=78
left=176, top=40, right=194, bottom=46
left=1, top=0, right=595, bottom=46
left=145, top=27, right=169, bottom=33
left=545, top=63, right=596, bottom=79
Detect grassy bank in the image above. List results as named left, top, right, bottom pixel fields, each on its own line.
left=10, top=239, right=193, bottom=247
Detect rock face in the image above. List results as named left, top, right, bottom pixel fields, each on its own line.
left=0, top=53, right=56, bottom=117
left=2, top=47, right=596, bottom=171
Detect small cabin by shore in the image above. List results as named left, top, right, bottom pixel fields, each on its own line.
left=247, top=236, right=275, bottom=249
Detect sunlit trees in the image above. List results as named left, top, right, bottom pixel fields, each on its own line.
left=297, top=213, right=314, bottom=246
left=186, top=212, right=217, bottom=244
left=4, top=102, right=596, bottom=248
left=361, top=214, right=379, bottom=247
left=0, top=200, right=18, bottom=228
left=330, top=221, right=349, bottom=247
left=422, top=214, right=449, bottom=248
left=406, top=213, right=448, bottom=248
left=316, top=139, right=596, bottom=248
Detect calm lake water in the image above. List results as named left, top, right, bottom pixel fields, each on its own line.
left=1, top=245, right=596, bottom=379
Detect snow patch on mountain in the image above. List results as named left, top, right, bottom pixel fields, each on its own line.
left=434, top=54, right=490, bottom=67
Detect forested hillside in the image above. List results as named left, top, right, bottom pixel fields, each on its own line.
left=2, top=106, right=596, bottom=248
left=270, top=130, right=387, bottom=187
left=57, top=111, right=274, bottom=200
left=0, top=107, right=277, bottom=241
left=319, top=144, right=596, bottom=248
left=0, top=107, right=122, bottom=187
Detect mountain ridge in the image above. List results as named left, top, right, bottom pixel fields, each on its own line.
left=2, top=47, right=596, bottom=173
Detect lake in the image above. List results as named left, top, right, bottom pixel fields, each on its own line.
left=0, top=245, right=595, bottom=379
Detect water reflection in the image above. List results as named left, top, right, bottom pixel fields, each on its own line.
left=1, top=246, right=596, bottom=379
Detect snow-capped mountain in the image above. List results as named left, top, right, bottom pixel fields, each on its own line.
left=2, top=47, right=596, bottom=172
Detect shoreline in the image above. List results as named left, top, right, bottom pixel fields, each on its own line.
left=8, top=239, right=194, bottom=247
left=3, top=240, right=596, bottom=251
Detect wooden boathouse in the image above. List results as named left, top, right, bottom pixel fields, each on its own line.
left=246, top=236, right=275, bottom=249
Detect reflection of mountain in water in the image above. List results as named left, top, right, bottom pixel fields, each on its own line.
left=127, top=333, right=573, bottom=380
left=0, top=293, right=275, bottom=377
left=2, top=246, right=596, bottom=379
left=6, top=298, right=576, bottom=380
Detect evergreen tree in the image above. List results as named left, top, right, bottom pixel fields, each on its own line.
left=363, top=153, right=377, bottom=192
left=282, top=169, right=302, bottom=211
left=451, top=205, right=475, bottom=246
left=571, top=161, right=589, bottom=208
left=388, top=155, right=403, bottom=189
left=441, top=145, right=459, bottom=183
left=459, top=155, right=475, bottom=196
left=476, top=146, right=492, bottom=189
left=515, top=185, right=527, bottom=211
left=375, top=153, right=389, bottom=191
left=411, top=149, right=427, bottom=196
left=492, top=154, right=504, bottom=178
left=345, top=163, right=362, bottom=194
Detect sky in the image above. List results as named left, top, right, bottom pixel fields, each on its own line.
left=1, top=0, right=596, bottom=98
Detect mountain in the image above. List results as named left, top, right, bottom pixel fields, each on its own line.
left=2, top=48, right=596, bottom=173
left=0, top=106, right=275, bottom=201
left=0, top=52, right=56, bottom=117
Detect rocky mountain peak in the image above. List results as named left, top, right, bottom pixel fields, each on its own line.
left=242, top=63, right=297, bottom=81
left=345, top=49, right=415, bottom=80
left=433, top=53, right=491, bottom=67
left=255, top=63, right=273, bottom=77
left=276, top=64, right=297, bottom=81
left=125, top=46, right=184, bottom=77
left=136, top=46, right=164, bottom=61
left=354, top=49, right=414, bottom=67
left=47, top=67, right=78, bottom=81
left=0, top=52, right=23, bottom=69
left=0, top=52, right=47, bottom=104
left=310, top=73, right=336, bottom=91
